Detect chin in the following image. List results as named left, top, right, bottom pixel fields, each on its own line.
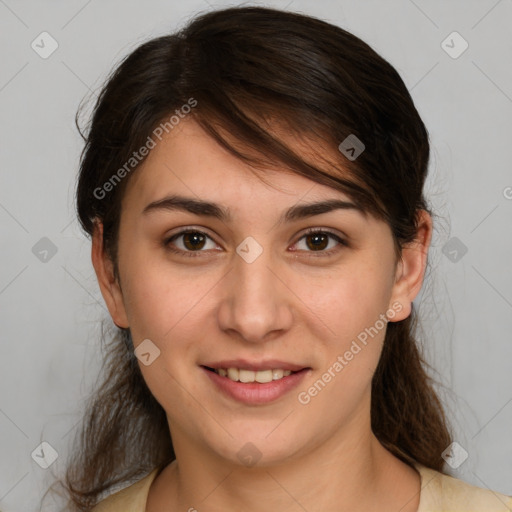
left=206, top=429, right=307, bottom=469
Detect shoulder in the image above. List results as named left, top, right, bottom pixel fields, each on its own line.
left=414, top=462, right=512, bottom=511
left=91, top=469, right=160, bottom=512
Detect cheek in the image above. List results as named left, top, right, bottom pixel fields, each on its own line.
left=297, top=279, right=389, bottom=421
left=298, top=266, right=392, bottom=391
left=303, top=265, right=394, bottom=340
left=118, top=249, right=213, bottom=343
left=119, top=259, right=217, bottom=416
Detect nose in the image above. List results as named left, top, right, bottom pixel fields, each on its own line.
left=216, top=244, right=294, bottom=344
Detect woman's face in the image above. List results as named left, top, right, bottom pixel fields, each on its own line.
left=94, top=118, right=427, bottom=467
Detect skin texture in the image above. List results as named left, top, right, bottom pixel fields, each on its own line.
left=92, top=118, right=431, bottom=511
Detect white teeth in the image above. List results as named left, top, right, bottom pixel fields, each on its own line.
left=255, top=370, right=273, bottom=383
left=239, top=369, right=255, bottom=383
left=227, top=368, right=239, bottom=381
left=272, top=369, right=284, bottom=380
left=215, top=367, right=295, bottom=383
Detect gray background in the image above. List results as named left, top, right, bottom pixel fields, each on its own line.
left=1, top=0, right=511, bottom=510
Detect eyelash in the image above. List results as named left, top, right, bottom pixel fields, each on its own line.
left=163, top=227, right=347, bottom=258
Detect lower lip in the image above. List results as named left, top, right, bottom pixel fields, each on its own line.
left=202, top=366, right=310, bottom=405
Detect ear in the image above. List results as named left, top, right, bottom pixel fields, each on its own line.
left=91, top=219, right=129, bottom=328
left=388, top=210, right=432, bottom=322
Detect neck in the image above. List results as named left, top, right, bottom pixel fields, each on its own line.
left=149, top=410, right=420, bottom=512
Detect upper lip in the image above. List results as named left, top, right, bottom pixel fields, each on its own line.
left=201, top=359, right=308, bottom=372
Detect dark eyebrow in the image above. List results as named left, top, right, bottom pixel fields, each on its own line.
left=142, top=194, right=364, bottom=224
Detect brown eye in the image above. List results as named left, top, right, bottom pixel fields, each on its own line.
left=182, top=232, right=207, bottom=250
left=293, top=229, right=347, bottom=256
left=305, top=232, right=330, bottom=251
left=164, top=229, right=219, bottom=257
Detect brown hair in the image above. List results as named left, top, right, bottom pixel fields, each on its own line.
left=52, top=5, right=452, bottom=510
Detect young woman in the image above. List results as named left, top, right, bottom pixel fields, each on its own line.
left=60, top=5, right=512, bottom=512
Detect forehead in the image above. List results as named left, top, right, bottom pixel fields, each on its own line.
left=123, top=118, right=355, bottom=211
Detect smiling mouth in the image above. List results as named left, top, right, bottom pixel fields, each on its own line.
left=202, top=366, right=303, bottom=384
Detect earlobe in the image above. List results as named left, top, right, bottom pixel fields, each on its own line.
left=388, top=210, right=432, bottom=322
left=91, top=219, right=130, bottom=328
